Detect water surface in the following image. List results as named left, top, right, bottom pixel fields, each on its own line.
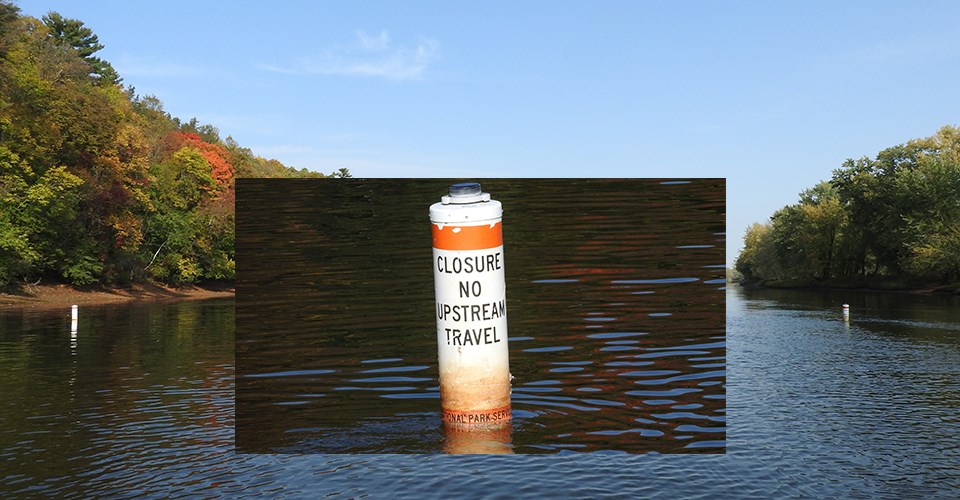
left=2, top=286, right=958, bottom=496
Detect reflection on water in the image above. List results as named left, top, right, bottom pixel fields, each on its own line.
left=235, top=179, right=726, bottom=454
left=0, top=299, right=235, bottom=496
left=445, top=424, right=514, bottom=454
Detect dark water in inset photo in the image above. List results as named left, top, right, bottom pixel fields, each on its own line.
left=235, top=179, right=726, bottom=454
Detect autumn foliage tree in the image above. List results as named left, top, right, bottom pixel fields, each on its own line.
left=0, top=4, right=344, bottom=286
left=163, top=132, right=235, bottom=190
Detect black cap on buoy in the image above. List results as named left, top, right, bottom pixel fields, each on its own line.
left=440, top=182, right=489, bottom=205
left=449, top=182, right=482, bottom=198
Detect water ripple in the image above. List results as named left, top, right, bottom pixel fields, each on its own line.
left=611, top=278, right=700, bottom=284
left=242, top=369, right=337, bottom=378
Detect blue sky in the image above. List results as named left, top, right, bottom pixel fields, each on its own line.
left=19, top=1, right=960, bottom=266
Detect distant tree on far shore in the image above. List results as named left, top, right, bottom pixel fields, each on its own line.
left=736, top=126, right=960, bottom=287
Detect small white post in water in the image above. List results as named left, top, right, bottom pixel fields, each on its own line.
left=70, top=304, right=78, bottom=347
left=842, top=303, right=850, bottom=322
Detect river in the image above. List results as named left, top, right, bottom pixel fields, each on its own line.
left=1, top=287, right=958, bottom=496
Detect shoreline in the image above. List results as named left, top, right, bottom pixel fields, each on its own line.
left=735, top=281, right=960, bottom=295
left=0, top=281, right=235, bottom=310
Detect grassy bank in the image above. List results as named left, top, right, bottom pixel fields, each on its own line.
left=0, top=281, right=235, bottom=310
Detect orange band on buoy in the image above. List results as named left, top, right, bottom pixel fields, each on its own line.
left=432, top=222, right=502, bottom=251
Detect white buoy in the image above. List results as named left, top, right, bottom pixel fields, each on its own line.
left=430, top=182, right=511, bottom=428
left=70, top=304, right=78, bottom=348
left=842, top=303, right=850, bottom=322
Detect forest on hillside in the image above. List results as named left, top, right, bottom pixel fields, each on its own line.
left=735, top=126, right=960, bottom=290
left=0, top=2, right=347, bottom=287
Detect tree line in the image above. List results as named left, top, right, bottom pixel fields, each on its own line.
left=735, top=126, right=960, bottom=288
left=0, top=3, right=348, bottom=287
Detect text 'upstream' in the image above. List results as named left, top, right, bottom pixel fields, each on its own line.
left=436, top=300, right=506, bottom=322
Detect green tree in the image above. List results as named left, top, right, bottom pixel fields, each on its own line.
left=906, top=226, right=960, bottom=282
left=735, top=222, right=781, bottom=283
left=41, top=12, right=102, bottom=58
left=143, top=147, right=230, bottom=283
left=0, top=2, right=20, bottom=47
left=795, top=182, right=846, bottom=280
left=150, top=147, right=216, bottom=211
left=832, top=125, right=960, bottom=279
left=745, top=182, right=850, bottom=283
left=741, top=125, right=960, bottom=288
left=41, top=11, right=120, bottom=86
left=0, top=161, right=89, bottom=284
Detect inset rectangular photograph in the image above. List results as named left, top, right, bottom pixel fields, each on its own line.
left=236, top=179, right=725, bottom=454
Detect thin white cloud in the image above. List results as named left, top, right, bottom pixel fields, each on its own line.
left=259, top=30, right=440, bottom=81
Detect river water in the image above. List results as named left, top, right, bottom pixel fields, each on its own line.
left=2, top=288, right=958, bottom=496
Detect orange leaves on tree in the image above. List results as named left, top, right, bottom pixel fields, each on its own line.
left=163, top=132, right=234, bottom=191
left=202, top=148, right=233, bottom=189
